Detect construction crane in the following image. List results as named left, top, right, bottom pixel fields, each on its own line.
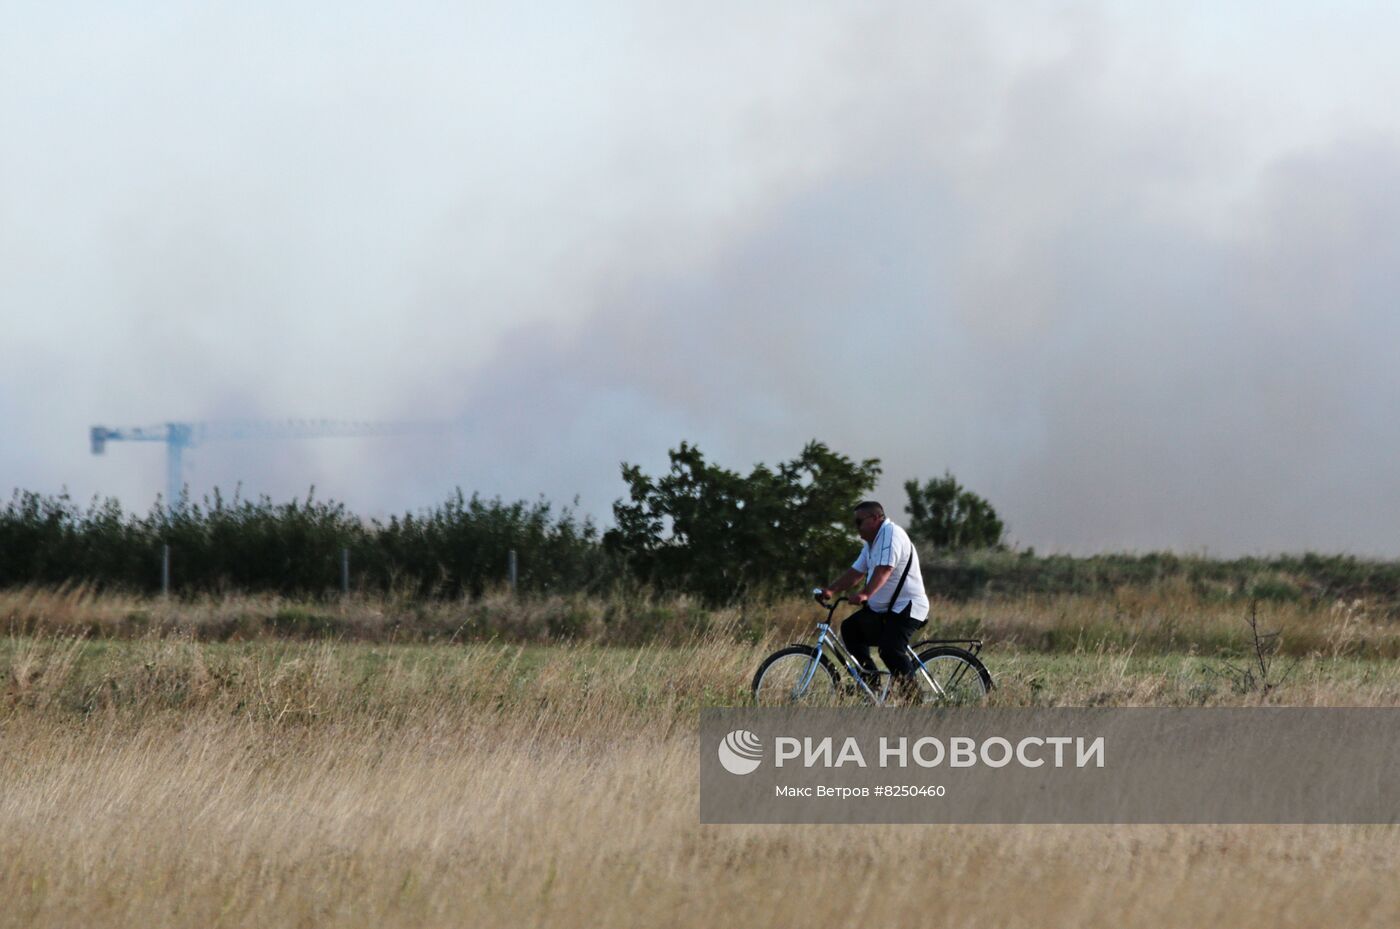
left=90, top=419, right=450, bottom=507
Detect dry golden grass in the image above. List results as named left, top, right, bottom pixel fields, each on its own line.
left=5, top=630, right=1400, bottom=928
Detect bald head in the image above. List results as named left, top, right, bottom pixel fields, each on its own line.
left=854, top=501, right=884, bottom=519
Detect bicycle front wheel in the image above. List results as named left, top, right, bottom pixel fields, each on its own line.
left=752, top=646, right=842, bottom=706
left=911, top=646, right=992, bottom=705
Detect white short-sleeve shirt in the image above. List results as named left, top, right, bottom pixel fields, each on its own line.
left=851, top=520, right=929, bottom=621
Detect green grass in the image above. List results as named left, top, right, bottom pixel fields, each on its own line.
left=8, top=635, right=1400, bottom=721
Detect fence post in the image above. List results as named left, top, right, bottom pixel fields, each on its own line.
left=508, top=549, right=518, bottom=595
left=340, top=547, right=350, bottom=595
left=161, top=544, right=171, bottom=597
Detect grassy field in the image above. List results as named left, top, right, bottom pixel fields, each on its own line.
left=6, top=589, right=1400, bottom=927
left=7, top=581, right=1400, bottom=656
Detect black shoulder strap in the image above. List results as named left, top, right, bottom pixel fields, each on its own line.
left=883, top=548, right=914, bottom=615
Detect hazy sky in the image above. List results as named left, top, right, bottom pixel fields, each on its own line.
left=5, top=1, right=1400, bottom=554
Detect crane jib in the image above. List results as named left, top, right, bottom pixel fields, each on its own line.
left=88, top=418, right=452, bottom=507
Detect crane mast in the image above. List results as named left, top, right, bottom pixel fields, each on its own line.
left=90, top=419, right=447, bottom=507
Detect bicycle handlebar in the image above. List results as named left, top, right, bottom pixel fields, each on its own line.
left=811, top=588, right=848, bottom=616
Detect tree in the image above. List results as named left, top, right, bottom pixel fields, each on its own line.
left=606, top=441, right=881, bottom=601
left=903, top=472, right=1005, bottom=551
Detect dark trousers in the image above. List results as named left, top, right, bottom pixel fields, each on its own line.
left=841, top=606, right=925, bottom=678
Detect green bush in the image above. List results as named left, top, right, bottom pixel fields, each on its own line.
left=0, top=487, right=611, bottom=599
left=904, top=472, right=1005, bottom=550
left=605, top=440, right=879, bottom=602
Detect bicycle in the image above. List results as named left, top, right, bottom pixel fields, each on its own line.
left=751, top=589, right=993, bottom=706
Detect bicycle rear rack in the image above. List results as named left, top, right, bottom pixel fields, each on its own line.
left=912, top=638, right=984, bottom=658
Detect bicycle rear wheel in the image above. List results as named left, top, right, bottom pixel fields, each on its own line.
left=752, top=646, right=842, bottom=705
left=910, top=646, right=992, bottom=705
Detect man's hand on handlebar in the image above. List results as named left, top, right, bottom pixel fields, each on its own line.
left=815, top=586, right=868, bottom=607
left=814, top=585, right=871, bottom=607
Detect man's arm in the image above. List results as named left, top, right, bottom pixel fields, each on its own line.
left=818, top=568, right=865, bottom=601
left=850, top=565, right=893, bottom=605
left=820, top=564, right=895, bottom=603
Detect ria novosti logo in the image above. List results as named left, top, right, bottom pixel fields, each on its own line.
left=717, top=730, right=764, bottom=775
left=715, top=731, right=1105, bottom=774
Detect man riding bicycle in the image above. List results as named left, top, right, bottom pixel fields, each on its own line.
left=817, top=501, right=930, bottom=701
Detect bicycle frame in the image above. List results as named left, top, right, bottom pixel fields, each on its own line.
left=800, top=594, right=974, bottom=704
left=806, top=621, right=884, bottom=701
